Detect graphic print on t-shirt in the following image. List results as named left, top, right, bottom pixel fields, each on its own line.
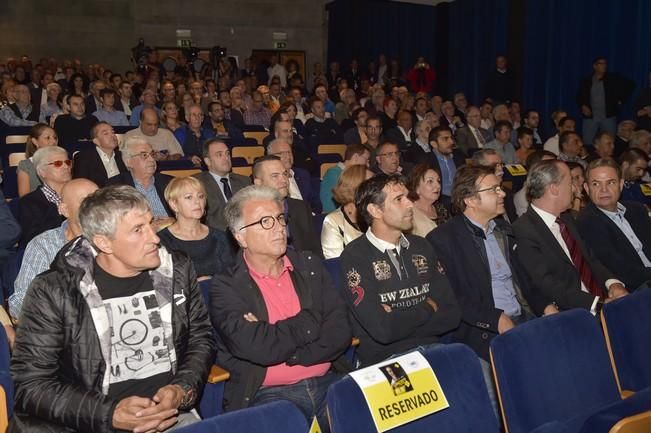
left=104, top=290, right=172, bottom=383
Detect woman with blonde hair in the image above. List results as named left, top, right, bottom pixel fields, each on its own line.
left=321, top=164, right=373, bottom=259
left=17, top=123, right=58, bottom=197
left=160, top=176, right=233, bottom=280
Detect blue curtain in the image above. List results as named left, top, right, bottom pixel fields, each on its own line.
left=521, top=0, right=651, bottom=135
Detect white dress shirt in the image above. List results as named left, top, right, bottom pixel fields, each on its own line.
left=96, top=147, right=120, bottom=178
left=288, top=169, right=304, bottom=200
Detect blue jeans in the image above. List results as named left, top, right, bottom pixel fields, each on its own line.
left=582, top=117, right=616, bottom=147
left=251, top=372, right=339, bottom=433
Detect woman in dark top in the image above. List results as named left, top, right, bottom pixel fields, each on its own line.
left=160, top=176, right=233, bottom=279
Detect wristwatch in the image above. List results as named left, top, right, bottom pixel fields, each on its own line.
left=177, top=383, right=195, bottom=409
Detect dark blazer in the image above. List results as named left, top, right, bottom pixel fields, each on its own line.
left=427, top=215, right=543, bottom=360
left=210, top=248, right=352, bottom=412
left=455, top=126, right=492, bottom=156
left=84, top=95, right=98, bottom=116
left=0, top=189, right=21, bottom=260
left=18, top=187, right=65, bottom=248
left=576, top=201, right=651, bottom=290
left=512, top=206, right=615, bottom=314
left=194, top=171, right=251, bottom=231
left=577, top=73, right=635, bottom=119
left=286, top=197, right=323, bottom=258
left=106, top=172, right=174, bottom=216
left=384, top=127, right=415, bottom=152
left=72, top=147, right=128, bottom=187
left=292, top=167, right=321, bottom=214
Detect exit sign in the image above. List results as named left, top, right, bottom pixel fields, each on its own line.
left=274, top=41, right=287, bottom=49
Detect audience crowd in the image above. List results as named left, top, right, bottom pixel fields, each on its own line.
left=0, top=51, right=650, bottom=432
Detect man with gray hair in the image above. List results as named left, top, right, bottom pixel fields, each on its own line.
left=10, top=185, right=216, bottom=433
left=513, top=160, right=628, bottom=316
left=107, top=136, right=174, bottom=229
left=209, top=185, right=352, bottom=431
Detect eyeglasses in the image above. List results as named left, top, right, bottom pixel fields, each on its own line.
left=476, top=185, right=504, bottom=194
left=47, top=159, right=72, bottom=168
left=239, top=214, right=288, bottom=231
left=130, top=151, right=156, bottom=160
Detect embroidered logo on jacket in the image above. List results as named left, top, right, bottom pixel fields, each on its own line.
left=373, top=260, right=392, bottom=281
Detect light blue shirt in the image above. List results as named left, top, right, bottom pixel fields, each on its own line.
left=599, top=203, right=651, bottom=267
left=433, top=150, right=456, bottom=197
left=485, top=139, right=517, bottom=165
left=10, top=222, right=67, bottom=318
left=134, top=177, right=168, bottom=217
left=470, top=218, right=521, bottom=317
left=92, top=108, right=129, bottom=126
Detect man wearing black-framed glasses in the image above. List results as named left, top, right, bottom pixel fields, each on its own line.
left=210, top=185, right=352, bottom=431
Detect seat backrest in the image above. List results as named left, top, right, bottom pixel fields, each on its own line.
left=5, top=135, right=28, bottom=145
left=232, top=146, right=264, bottom=165
left=8, top=152, right=26, bottom=167
left=318, top=144, right=346, bottom=158
left=490, top=309, right=620, bottom=433
left=327, top=343, right=499, bottom=433
left=242, top=131, right=269, bottom=145
left=160, top=169, right=202, bottom=178
left=602, top=289, right=651, bottom=393
left=174, top=400, right=308, bottom=433
left=232, top=166, right=252, bottom=177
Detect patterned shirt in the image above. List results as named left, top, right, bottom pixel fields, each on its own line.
left=134, top=178, right=168, bottom=217
left=41, top=183, right=62, bottom=206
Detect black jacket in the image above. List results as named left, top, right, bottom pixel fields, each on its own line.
left=286, top=197, right=323, bottom=258
left=106, top=172, right=174, bottom=217
left=576, top=73, right=635, bottom=118
left=576, top=201, right=651, bottom=290
left=512, top=206, right=615, bottom=314
left=18, top=186, right=65, bottom=248
left=427, top=215, right=542, bottom=360
left=72, top=147, right=128, bottom=187
left=10, top=237, right=216, bottom=433
left=210, top=249, right=352, bottom=412
left=340, top=233, right=461, bottom=366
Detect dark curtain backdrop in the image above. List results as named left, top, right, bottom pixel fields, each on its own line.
left=327, top=0, right=651, bottom=137
left=522, top=0, right=651, bottom=135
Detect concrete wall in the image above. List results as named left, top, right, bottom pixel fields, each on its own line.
left=0, top=0, right=327, bottom=73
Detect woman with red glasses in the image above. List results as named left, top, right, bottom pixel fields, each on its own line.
left=18, top=146, right=71, bottom=247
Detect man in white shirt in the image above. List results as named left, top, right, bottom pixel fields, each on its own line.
left=124, top=108, right=184, bottom=160
left=543, top=116, right=576, bottom=156
left=267, top=54, right=288, bottom=88
left=512, top=159, right=627, bottom=316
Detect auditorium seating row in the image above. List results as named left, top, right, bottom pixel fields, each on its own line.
left=1, top=274, right=650, bottom=433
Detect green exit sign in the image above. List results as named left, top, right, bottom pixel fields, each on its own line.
left=274, top=41, right=287, bottom=49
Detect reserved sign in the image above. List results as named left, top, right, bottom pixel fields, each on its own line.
left=506, top=164, right=527, bottom=176
left=349, top=351, right=449, bottom=432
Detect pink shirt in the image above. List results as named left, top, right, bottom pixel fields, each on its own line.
left=244, top=254, right=331, bottom=386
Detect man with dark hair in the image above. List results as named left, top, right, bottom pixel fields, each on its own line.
left=576, top=158, right=651, bottom=290
left=384, top=110, right=415, bottom=151
left=513, top=160, right=627, bottom=315
left=485, top=120, right=516, bottom=164
left=365, top=115, right=384, bottom=153
left=373, top=142, right=403, bottom=176
left=343, top=107, right=369, bottom=145
left=10, top=185, right=215, bottom=432
left=340, top=174, right=460, bottom=366
left=515, top=126, right=535, bottom=164
left=253, top=155, right=322, bottom=256
left=577, top=56, right=635, bottom=146
left=92, top=88, right=129, bottom=126
left=304, top=96, right=342, bottom=145
left=54, top=94, right=98, bottom=146
left=587, top=131, right=615, bottom=162
left=210, top=185, right=351, bottom=430
left=73, top=121, right=128, bottom=187
left=204, top=101, right=244, bottom=141
left=619, top=148, right=651, bottom=206
left=194, top=138, right=251, bottom=231
left=429, top=126, right=459, bottom=203
left=522, top=110, right=542, bottom=147
left=557, top=131, right=586, bottom=168
left=544, top=116, right=576, bottom=156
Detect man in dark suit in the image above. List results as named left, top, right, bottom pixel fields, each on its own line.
left=72, top=122, right=128, bottom=187
left=106, top=136, right=174, bottom=227
left=267, top=137, right=321, bottom=214
left=513, top=160, right=628, bottom=315
left=204, top=101, right=244, bottom=142
left=384, top=110, right=415, bottom=152
left=455, top=106, right=491, bottom=156
left=84, top=79, right=105, bottom=115
left=194, top=138, right=251, bottom=231
left=428, top=165, right=543, bottom=362
left=576, top=158, right=651, bottom=290
left=253, top=155, right=322, bottom=257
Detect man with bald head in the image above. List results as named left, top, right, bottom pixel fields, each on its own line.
left=124, top=107, right=184, bottom=160
left=10, top=178, right=98, bottom=318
